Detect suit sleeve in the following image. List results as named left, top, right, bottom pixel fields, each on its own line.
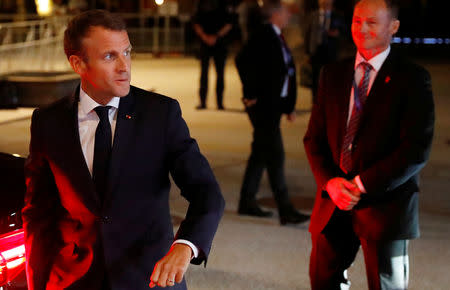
left=303, top=65, right=343, bottom=191
left=165, top=100, right=225, bottom=265
left=22, top=109, right=64, bottom=290
left=235, top=31, right=263, bottom=100
left=359, top=67, right=435, bottom=193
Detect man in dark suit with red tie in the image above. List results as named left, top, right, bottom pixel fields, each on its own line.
left=304, top=0, right=434, bottom=289
left=22, top=10, right=224, bottom=290
left=235, top=0, right=310, bottom=225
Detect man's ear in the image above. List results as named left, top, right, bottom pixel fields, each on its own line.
left=69, top=55, right=86, bottom=76
left=390, top=19, right=400, bottom=35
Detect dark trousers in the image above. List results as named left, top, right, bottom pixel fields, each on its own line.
left=239, top=106, right=290, bottom=211
left=199, top=44, right=227, bottom=107
left=310, top=210, right=409, bottom=290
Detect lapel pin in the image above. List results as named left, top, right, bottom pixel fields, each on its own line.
left=125, top=114, right=132, bottom=120
left=385, top=76, right=391, bottom=83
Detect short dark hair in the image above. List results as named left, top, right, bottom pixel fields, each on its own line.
left=63, top=10, right=126, bottom=59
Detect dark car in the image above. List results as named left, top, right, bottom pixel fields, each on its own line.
left=0, top=152, right=27, bottom=290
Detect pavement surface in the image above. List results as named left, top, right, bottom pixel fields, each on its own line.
left=0, top=55, right=449, bottom=289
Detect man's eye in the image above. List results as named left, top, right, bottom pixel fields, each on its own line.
left=105, top=54, right=113, bottom=60
left=124, top=50, right=131, bottom=57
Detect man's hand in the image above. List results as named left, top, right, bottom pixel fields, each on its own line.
left=286, top=112, right=296, bottom=122
left=242, top=98, right=257, bottom=107
left=149, top=244, right=192, bottom=288
left=325, top=177, right=362, bottom=211
left=203, top=34, right=217, bottom=46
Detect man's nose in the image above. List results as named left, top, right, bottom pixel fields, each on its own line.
left=117, top=55, right=129, bottom=72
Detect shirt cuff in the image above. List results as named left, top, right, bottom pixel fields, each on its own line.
left=172, top=239, right=199, bottom=259
left=354, top=175, right=367, bottom=193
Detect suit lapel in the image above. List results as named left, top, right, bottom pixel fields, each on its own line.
left=336, top=60, right=355, bottom=155
left=104, top=90, right=137, bottom=208
left=355, top=53, right=396, bottom=141
left=56, top=87, right=101, bottom=214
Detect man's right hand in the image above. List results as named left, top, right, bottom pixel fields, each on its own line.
left=325, top=177, right=361, bottom=211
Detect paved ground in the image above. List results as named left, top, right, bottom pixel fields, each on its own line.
left=0, top=55, right=449, bottom=289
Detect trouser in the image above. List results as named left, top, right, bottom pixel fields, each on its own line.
left=310, top=210, right=409, bottom=290
left=239, top=106, right=290, bottom=210
left=199, top=44, right=227, bottom=107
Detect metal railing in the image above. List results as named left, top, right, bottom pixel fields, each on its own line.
left=0, top=13, right=190, bottom=75
left=0, top=16, right=71, bottom=74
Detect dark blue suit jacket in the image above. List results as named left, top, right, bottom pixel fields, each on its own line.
left=23, top=86, right=225, bottom=289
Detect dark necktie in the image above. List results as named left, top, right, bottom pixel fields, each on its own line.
left=340, top=62, right=372, bottom=173
left=93, top=106, right=112, bottom=200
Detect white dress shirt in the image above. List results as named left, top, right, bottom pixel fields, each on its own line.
left=272, top=24, right=290, bottom=98
left=349, top=46, right=391, bottom=192
left=78, top=87, right=199, bottom=258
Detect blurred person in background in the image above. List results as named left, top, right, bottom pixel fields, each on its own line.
left=235, top=0, right=310, bottom=225
left=193, top=0, right=233, bottom=110
left=303, top=0, right=345, bottom=104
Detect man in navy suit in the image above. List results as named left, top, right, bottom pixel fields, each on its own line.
left=22, top=10, right=224, bottom=290
left=304, top=0, right=434, bottom=289
left=235, top=0, right=310, bottom=225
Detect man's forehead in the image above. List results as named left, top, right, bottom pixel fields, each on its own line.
left=83, top=26, right=130, bottom=48
left=354, top=1, right=389, bottom=17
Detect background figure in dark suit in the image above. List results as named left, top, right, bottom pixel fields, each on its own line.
left=22, top=10, right=224, bottom=290
left=237, top=0, right=264, bottom=43
left=235, top=0, right=310, bottom=225
left=193, top=0, right=232, bottom=110
left=304, top=0, right=345, bottom=103
left=304, top=0, right=434, bottom=289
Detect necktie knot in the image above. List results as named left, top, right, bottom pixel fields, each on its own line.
left=359, top=62, right=373, bottom=74
left=94, top=106, right=111, bottom=122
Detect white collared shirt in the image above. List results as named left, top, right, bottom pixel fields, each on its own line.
left=272, top=24, right=290, bottom=98
left=77, top=87, right=199, bottom=258
left=349, top=46, right=391, bottom=192
left=78, top=87, right=120, bottom=175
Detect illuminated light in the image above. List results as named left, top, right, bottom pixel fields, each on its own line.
left=35, top=0, right=52, bottom=16
left=446, top=38, right=450, bottom=44
left=423, top=38, right=436, bottom=44
left=437, top=38, right=443, bottom=44
left=155, top=0, right=164, bottom=5
left=402, top=37, right=412, bottom=44
left=392, top=37, right=401, bottom=43
left=12, top=154, right=21, bottom=158
left=8, top=224, right=15, bottom=227
left=6, top=257, right=26, bottom=269
left=1, top=245, right=25, bottom=261
left=10, top=212, right=16, bottom=216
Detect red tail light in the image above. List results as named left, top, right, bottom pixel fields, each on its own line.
left=0, top=229, right=25, bottom=285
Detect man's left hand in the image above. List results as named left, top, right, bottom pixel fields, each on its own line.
left=149, top=244, right=192, bottom=288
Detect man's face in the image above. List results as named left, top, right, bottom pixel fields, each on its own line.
left=351, top=0, right=399, bottom=59
left=73, top=26, right=131, bottom=103
left=274, top=4, right=291, bottom=29
left=318, top=0, right=333, bottom=11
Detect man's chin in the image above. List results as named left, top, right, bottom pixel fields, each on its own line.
left=116, top=85, right=131, bottom=97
